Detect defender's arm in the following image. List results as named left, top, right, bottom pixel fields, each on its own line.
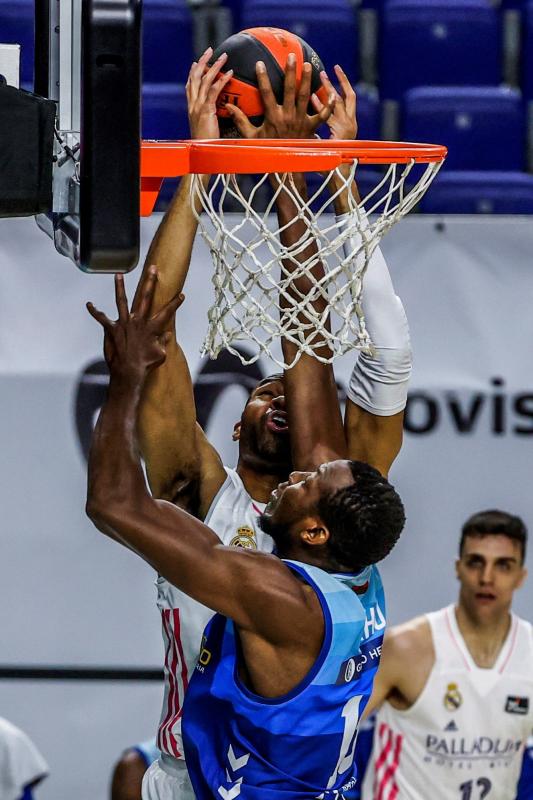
left=228, top=58, right=344, bottom=471
left=275, top=172, right=347, bottom=471
left=317, top=69, right=411, bottom=477
left=134, top=50, right=231, bottom=513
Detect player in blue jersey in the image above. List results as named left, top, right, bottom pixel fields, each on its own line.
left=86, top=243, right=405, bottom=799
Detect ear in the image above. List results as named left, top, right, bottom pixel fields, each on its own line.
left=516, top=566, right=528, bottom=590
left=454, top=558, right=461, bottom=580
left=232, top=421, right=241, bottom=442
left=299, top=516, right=330, bottom=547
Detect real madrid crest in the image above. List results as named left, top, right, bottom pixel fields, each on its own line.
left=444, top=682, right=463, bottom=711
left=230, top=526, right=257, bottom=549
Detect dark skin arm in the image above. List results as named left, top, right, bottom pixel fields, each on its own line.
left=313, top=66, right=404, bottom=477
left=228, top=57, right=345, bottom=471
left=86, top=271, right=324, bottom=698
left=110, top=750, right=147, bottom=800
left=133, top=48, right=233, bottom=515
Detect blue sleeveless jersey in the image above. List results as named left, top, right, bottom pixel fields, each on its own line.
left=182, top=560, right=386, bottom=799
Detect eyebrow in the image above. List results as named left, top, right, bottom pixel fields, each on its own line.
left=465, top=554, right=518, bottom=564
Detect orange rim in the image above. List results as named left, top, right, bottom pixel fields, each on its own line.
left=140, top=139, right=447, bottom=214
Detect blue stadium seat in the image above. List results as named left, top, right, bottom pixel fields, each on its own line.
left=380, top=0, right=501, bottom=101
left=142, top=83, right=189, bottom=140
left=523, top=1, right=533, bottom=101
left=240, top=0, right=359, bottom=79
left=143, top=0, right=194, bottom=83
left=419, top=171, right=533, bottom=213
left=402, top=87, right=525, bottom=171
left=0, top=0, right=34, bottom=86
left=353, top=85, right=381, bottom=140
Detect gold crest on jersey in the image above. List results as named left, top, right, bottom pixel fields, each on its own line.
left=444, top=682, right=463, bottom=711
left=230, top=526, right=257, bottom=549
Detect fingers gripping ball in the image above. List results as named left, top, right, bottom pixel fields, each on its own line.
left=209, top=27, right=328, bottom=132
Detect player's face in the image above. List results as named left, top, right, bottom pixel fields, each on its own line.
left=456, top=534, right=527, bottom=621
left=237, top=378, right=291, bottom=467
left=263, top=460, right=354, bottom=532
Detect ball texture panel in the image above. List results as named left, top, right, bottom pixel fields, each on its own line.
left=209, top=27, right=327, bottom=129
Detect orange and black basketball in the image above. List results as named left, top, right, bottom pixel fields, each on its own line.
left=209, top=27, right=328, bottom=132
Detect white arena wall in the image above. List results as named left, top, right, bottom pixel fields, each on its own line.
left=0, top=213, right=532, bottom=799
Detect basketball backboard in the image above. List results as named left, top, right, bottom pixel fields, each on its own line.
left=34, top=0, right=141, bottom=272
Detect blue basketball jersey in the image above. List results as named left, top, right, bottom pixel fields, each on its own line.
left=182, top=560, right=386, bottom=799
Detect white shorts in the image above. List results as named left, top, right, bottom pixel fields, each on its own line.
left=141, top=758, right=195, bottom=800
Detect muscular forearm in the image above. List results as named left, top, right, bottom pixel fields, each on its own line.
left=274, top=175, right=346, bottom=468
left=136, top=175, right=206, bottom=310
left=328, top=163, right=361, bottom=215
left=274, top=175, right=329, bottom=356
left=86, top=372, right=220, bottom=568
left=87, top=375, right=149, bottom=530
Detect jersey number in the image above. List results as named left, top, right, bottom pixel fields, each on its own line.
left=459, top=778, right=492, bottom=800
left=325, top=695, right=363, bottom=790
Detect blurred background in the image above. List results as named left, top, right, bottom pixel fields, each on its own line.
left=1, top=0, right=533, bottom=797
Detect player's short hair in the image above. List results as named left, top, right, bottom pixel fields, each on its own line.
left=317, top=460, right=405, bottom=572
left=246, top=374, right=285, bottom=403
left=255, top=373, right=284, bottom=389
left=460, top=509, right=528, bottom=564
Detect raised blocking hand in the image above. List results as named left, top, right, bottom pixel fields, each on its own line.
left=225, top=53, right=335, bottom=139
left=186, top=47, right=234, bottom=140
left=87, top=267, right=184, bottom=382
left=312, top=65, right=357, bottom=141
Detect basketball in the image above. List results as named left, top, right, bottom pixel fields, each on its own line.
left=209, top=27, right=329, bottom=130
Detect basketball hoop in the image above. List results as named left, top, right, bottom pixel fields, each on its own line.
left=141, top=139, right=447, bottom=368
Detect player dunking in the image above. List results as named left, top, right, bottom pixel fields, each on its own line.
left=361, top=510, right=533, bottom=799
left=85, top=258, right=405, bottom=796
left=116, top=51, right=411, bottom=799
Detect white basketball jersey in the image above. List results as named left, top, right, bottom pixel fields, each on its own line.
left=156, top=467, right=272, bottom=762
left=362, top=605, right=533, bottom=800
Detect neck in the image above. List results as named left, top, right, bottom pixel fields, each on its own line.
left=237, top=458, right=289, bottom=504
left=276, top=544, right=351, bottom=573
left=454, top=602, right=512, bottom=667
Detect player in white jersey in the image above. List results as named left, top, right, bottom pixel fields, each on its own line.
left=128, top=53, right=411, bottom=800
left=362, top=509, right=533, bottom=800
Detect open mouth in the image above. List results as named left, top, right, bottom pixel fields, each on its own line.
left=266, top=410, right=289, bottom=434
left=475, top=592, right=497, bottom=602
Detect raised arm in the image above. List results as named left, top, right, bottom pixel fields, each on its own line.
left=134, top=49, right=232, bottom=513
left=85, top=272, right=316, bottom=643
left=226, top=57, right=345, bottom=471
left=314, top=68, right=411, bottom=477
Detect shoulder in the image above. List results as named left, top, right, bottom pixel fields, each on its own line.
left=515, top=614, right=533, bottom=635
left=0, top=717, right=41, bottom=755
left=382, top=615, right=434, bottom=664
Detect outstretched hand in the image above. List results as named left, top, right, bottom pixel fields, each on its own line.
left=186, top=47, right=234, bottom=140
left=225, top=54, right=335, bottom=139
left=312, top=65, right=357, bottom=141
left=87, top=268, right=184, bottom=382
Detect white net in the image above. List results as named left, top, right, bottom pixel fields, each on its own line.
left=191, top=156, right=443, bottom=369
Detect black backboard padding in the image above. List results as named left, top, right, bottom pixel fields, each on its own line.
left=34, top=0, right=50, bottom=98
left=80, top=0, right=141, bottom=271
left=0, top=84, right=55, bottom=216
